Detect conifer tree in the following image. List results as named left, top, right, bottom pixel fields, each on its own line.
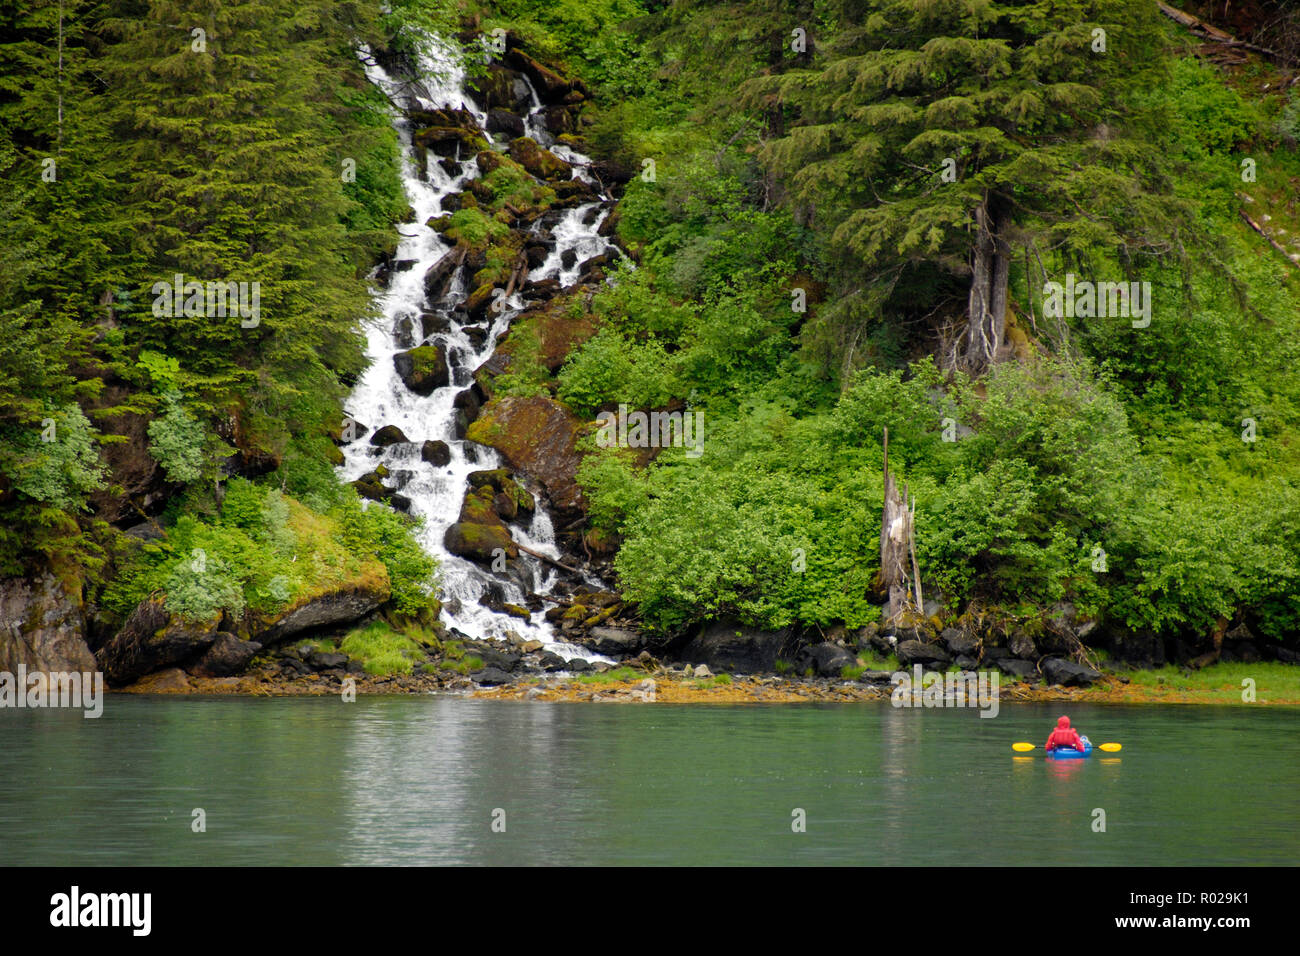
left=745, top=0, right=1188, bottom=375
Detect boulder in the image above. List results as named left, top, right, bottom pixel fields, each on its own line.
left=467, top=469, right=535, bottom=514
left=394, top=345, right=449, bottom=395
left=508, top=137, right=571, bottom=181
left=679, top=623, right=797, bottom=675
left=995, top=658, right=1039, bottom=680
left=97, top=598, right=219, bottom=686
left=895, top=640, right=952, bottom=667
left=414, top=124, right=488, bottom=158
left=583, top=626, right=645, bottom=657
left=503, top=48, right=571, bottom=99
left=796, top=642, right=858, bottom=678
left=941, top=627, right=980, bottom=658
left=369, top=424, right=409, bottom=447
left=465, top=396, right=588, bottom=519
left=188, top=633, right=262, bottom=678
left=539, top=651, right=567, bottom=671
left=858, top=670, right=896, bottom=684
left=421, top=440, right=451, bottom=466
left=444, top=522, right=518, bottom=563
left=486, top=109, right=525, bottom=138
left=468, top=64, right=530, bottom=111
left=1008, top=630, right=1038, bottom=660
left=0, top=573, right=96, bottom=675
left=425, top=247, right=466, bottom=303
left=471, top=666, right=514, bottom=686
left=351, top=471, right=391, bottom=503
left=1109, top=628, right=1164, bottom=668
left=1040, top=657, right=1102, bottom=687
left=453, top=387, right=484, bottom=438
left=307, top=650, right=349, bottom=671
left=252, top=583, right=389, bottom=646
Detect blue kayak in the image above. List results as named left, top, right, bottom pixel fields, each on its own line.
left=1047, top=736, right=1092, bottom=759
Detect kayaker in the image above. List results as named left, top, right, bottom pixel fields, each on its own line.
left=1044, top=715, right=1086, bottom=752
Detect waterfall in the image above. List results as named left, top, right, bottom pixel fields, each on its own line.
left=345, top=37, right=613, bottom=662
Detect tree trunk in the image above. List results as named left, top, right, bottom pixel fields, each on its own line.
left=876, top=428, right=922, bottom=621
left=962, top=194, right=1010, bottom=375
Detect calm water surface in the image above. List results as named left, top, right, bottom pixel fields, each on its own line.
left=1, top=696, right=1296, bottom=865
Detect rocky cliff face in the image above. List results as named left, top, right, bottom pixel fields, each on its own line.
left=0, top=573, right=97, bottom=674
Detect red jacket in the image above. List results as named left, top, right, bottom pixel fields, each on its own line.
left=1045, top=715, right=1085, bottom=751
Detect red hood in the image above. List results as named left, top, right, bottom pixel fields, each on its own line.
left=1057, top=716, right=1071, bottom=729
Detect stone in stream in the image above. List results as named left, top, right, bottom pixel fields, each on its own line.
left=443, top=522, right=517, bottom=563
left=453, top=386, right=484, bottom=438
left=420, top=440, right=451, bottom=466
left=508, top=136, right=571, bottom=181
left=486, top=109, right=525, bottom=138
left=393, top=344, right=449, bottom=395
left=424, top=248, right=464, bottom=304
left=539, top=651, right=567, bottom=672
left=369, top=424, right=408, bottom=447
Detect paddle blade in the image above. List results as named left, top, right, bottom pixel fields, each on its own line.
left=1099, top=743, right=1122, bottom=752
left=1012, top=742, right=1035, bottom=752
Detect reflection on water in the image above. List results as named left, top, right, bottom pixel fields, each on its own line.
left=1, top=697, right=1297, bottom=865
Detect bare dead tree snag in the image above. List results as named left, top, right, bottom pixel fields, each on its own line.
left=877, top=428, right=924, bottom=621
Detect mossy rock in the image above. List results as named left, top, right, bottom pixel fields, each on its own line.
left=443, top=522, right=518, bottom=563
left=475, top=149, right=511, bottom=175
left=508, top=136, right=571, bottom=182
left=502, top=604, right=532, bottom=620
left=467, top=468, right=535, bottom=513
left=458, top=486, right=499, bottom=525
left=393, top=344, right=449, bottom=396
left=415, top=126, right=489, bottom=158
left=351, top=473, right=390, bottom=502
left=464, top=283, right=499, bottom=320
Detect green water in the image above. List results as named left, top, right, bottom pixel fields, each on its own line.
left=1, top=696, right=1295, bottom=865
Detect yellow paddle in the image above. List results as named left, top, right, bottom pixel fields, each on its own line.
left=1098, top=742, right=1122, bottom=752
left=1012, top=742, right=1035, bottom=751
left=1012, top=741, right=1122, bottom=752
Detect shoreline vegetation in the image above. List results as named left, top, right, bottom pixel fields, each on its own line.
left=117, top=659, right=1300, bottom=707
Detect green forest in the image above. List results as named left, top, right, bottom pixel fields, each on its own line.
left=4, top=0, right=1300, bottom=672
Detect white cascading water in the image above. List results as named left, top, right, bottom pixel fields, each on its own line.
left=345, top=36, right=614, bottom=662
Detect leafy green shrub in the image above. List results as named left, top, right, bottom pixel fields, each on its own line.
left=147, top=391, right=205, bottom=483
left=557, top=328, right=680, bottom=416
left=0, top=403, right=106, bottom=511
